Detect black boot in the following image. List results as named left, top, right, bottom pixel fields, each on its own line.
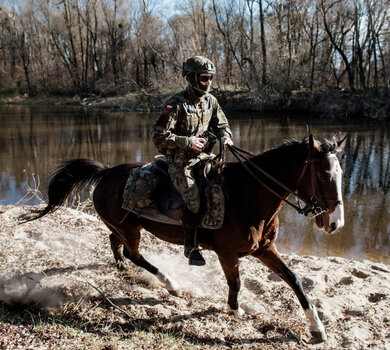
left=182, top=207, right=206, bottom=266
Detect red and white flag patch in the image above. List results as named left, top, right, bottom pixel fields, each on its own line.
left=165, top=105, right=173, bottom=111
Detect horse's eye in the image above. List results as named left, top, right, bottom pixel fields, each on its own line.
left=319, top=169, right=328, bottom=181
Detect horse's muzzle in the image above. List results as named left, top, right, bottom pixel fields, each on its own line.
left=322, top=202, right=345, bottom=233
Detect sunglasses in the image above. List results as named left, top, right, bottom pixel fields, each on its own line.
left=198, top=75, right=213, bottom=82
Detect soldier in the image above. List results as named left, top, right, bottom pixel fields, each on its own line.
left=152, top=55, right=233, bottom=266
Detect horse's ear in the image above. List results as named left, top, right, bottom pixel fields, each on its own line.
left=309, top=133, right=315, bottom=151
left=335, top=135, right=347, bottom=152
left=304, top=122, right=311, bottom=135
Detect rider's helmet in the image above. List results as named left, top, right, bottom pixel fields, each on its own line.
left=182, top=55, right=216, bottom=95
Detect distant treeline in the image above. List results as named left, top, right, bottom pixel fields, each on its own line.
left=0, top=0, right=389, bottom=100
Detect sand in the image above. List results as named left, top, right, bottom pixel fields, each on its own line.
left=0, top=205, right=389, bottom=349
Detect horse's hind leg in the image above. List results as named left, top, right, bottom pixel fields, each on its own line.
left=105, top=221, right=180, bottom=296
left=217, top=253, right=245, bottom=317
left=252, top=244, right=327, bottom=342
left=109, top=233, right=129, bottom=270
left=108, top=231, right=132, bottom=268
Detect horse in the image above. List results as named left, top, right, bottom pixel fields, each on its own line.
left=25, top=134, right=346, bottom=342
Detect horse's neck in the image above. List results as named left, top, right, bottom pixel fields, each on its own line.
left=251, top=143, right=307, bottom=189
left=225, top=143, right=307, bottom=220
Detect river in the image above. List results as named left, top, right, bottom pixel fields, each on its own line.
left=0, top=105, right=388, bottom=263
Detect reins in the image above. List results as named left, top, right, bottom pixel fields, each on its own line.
left=227, top=144, right=328, bottom=218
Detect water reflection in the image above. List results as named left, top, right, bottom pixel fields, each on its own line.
left=0, top=105, right=388, bottom=263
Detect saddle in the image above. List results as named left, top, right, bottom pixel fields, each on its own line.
left=122, top=155, right=225, bottom=229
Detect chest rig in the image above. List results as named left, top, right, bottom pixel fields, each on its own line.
left=177, top=95, right=213, bottom=137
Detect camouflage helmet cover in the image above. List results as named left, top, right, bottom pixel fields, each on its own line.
left=182, top=56, right=216, bottom=77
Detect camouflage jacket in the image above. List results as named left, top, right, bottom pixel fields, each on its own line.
left=152, top=88, right=232, bottom=164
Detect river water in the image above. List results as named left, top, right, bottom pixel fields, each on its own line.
left=0, top=105, right=389, bottom=263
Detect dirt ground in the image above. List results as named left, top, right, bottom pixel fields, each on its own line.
left=0, top=205, right=389, bottom=349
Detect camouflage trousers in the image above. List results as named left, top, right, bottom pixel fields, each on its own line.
left=168, top=160, right=200, bottom=214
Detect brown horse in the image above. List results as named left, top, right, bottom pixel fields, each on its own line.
left=26, top=134, right=346, bottom=342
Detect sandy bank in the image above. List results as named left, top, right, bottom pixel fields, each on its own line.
left=0, top=205, right=389, bottom=349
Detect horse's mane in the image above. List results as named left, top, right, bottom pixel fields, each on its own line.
left=257, top=136, right=340, bottom=158
left=227, top=136, right=339, bottom=170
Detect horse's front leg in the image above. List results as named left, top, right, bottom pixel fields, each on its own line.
left=217, top=253, right=245, bottom=317
left=252, top=244, right=327, bottom=342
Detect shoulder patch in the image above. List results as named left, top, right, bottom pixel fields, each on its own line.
left=162, top=92, right=187, bottom=112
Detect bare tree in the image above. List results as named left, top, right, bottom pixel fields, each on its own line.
left=364, top=0, right=389, bottom=91
left=0, top=7, right=13, bottom=89
left=320, top=0, right=356, bottom=91
left=0, top=0, right=389, bottom=98
left=101, top=0, right=127, bottom=86
left=178, top=0, right=209, bottom=54
left=8, top=3, right=34, bottom=95
left=212, top=0, right=251, bottom=89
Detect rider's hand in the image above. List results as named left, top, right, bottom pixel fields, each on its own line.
left=190, top=136, right=206, bottom=151
left=223, top=136, right=233, bottom=146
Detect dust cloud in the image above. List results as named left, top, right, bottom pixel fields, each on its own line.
left=0, top=272, right=67, bottom=307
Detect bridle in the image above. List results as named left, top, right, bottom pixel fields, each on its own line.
left=227, top=144, right=340, bottom=219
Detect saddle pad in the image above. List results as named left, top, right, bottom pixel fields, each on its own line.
left=200, top=183, right=225, bottom=229
left=122, top=161, right=225, bottom=230
left=121, top=200, right=181, bottom=226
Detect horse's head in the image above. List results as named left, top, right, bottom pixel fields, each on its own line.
left=298, top=134, right=347, bottom=234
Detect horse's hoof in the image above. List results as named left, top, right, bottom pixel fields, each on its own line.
left=116, top=261, right=128, bottom=271
left=310, top=330, right=327, bottom=342
left=168, top=289, right=182, bottom=297
left=227, top=306, right=245, bottom=318
left=233, top=307, right=245, bottom=318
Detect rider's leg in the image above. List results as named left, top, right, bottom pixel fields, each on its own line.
left=181, top=205, right=205, bottom=265
left=169, top=163, right=205, bottom=266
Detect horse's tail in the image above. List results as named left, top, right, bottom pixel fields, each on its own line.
left=21, top=159, right=108, bottom=223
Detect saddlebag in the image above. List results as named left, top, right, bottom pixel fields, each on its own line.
left=123, top=163, right=159, bottom=210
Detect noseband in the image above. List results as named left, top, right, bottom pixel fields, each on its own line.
left=228, top=144, right=338, bottom=218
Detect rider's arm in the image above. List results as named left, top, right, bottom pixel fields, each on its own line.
left=209, top=97, right=233, bottom=142
left=152, top=102, right=191, bottom=152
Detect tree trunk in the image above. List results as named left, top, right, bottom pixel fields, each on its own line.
left=20, top=32, right=32, bottom=96
left=286, top=2, right=292, bottom=81
left=63, top=0, right=81, bottom=91
left=354, top=4, right=366, bottom=90
left=258, top=0, right=267, bottom=85
left=309, top=12, right=319, bottom=94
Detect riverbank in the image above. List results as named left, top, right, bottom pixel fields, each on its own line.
left=0, top=205, right=389, bottom=349
left=1, top=88, right=389, bottom=121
